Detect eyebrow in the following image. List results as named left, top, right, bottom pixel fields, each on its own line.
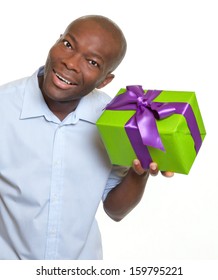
left=66, top=33, right=104, bottom=63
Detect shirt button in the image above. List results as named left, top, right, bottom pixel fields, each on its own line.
left=50, top=228, right=57, bottom=235
left=54, top=160, right=60, bottom=166
left=52, top=194, right=56, bottom=201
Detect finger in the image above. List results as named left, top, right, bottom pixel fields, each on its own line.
left=149, top=162, right=159, bottom=176
left=161, top=171, right=174, bottom=177
left=132, top=159, right=146, bottom=175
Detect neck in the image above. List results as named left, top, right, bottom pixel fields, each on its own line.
left=44, top=97, right=79, bottom=121
left=38, top=75, right=79, bottom=121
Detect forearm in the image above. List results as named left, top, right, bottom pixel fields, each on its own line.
left=103, top=167, right=149, bottom=221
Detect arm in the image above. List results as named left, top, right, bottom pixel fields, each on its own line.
left=103, top=160, right=174, bottom=222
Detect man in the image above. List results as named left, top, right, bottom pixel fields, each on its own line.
left=0, top=15, right=173, bottom=259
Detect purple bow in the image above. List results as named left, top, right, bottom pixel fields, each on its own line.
left=105, top=85, right=202, bottom=169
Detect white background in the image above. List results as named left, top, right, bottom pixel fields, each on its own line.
left=0, top=0, right=217, bottom=263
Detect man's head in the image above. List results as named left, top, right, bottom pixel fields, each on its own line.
left=67, top=15, right=127, bottom=73
left=40, top=15, right=127, bottom=105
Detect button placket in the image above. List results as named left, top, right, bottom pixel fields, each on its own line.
left=44, top=125, right=65, bottom=259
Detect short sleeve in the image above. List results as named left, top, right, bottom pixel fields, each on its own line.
left=102, top=165, right=129, bottom=201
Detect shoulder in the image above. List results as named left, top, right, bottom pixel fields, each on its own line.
left=87, top=89, right=112, bottom=120
left=90, top=88, right=111, bottom=105
left=0, top=77, right=28, bottom=99
left=0, top=74, right=36, bottom=118
left=76, top=89, right=112, bottom=123
left=0, top=68, right=40, bottom=99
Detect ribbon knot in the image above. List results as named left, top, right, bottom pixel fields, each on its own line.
left=106, top=85, right=166, bottom=151
left=137, top=96, right=150, bottom=108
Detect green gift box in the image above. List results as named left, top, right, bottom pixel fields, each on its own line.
left=96, top=86, right=206, bottom=174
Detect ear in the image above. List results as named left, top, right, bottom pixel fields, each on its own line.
left=97, top=73, right=115, bottom=89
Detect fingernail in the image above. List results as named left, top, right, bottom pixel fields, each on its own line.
left=150, top=163, right=157, bottom=170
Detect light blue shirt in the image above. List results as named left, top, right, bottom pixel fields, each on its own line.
left=0, top=67, right=127, bottom=260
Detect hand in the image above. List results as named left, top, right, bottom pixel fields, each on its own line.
left=132, top=159, right=174, bottom=178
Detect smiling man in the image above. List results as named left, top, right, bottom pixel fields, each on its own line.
left=0, top=15, right=173, bottom=260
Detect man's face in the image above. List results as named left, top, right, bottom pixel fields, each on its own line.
left=41, top=20, right=119, bottom=103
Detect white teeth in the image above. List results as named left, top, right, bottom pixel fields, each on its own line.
left=55, top=72, right=72, bottom=85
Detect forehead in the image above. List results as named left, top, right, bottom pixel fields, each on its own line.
left=66, top=19, right=118, bottom=41
left=65, top=19, right=121, bottom=59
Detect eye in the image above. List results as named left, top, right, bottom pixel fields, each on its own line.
left=63, top=40, right=72, bottom=49
left=88, top=60, right=99, bottom=68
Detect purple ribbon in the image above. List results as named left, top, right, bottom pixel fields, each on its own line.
left=105, top=85, right=202, bottom=169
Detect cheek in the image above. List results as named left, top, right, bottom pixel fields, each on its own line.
left=83, top=76, right=104, bottom=91
left=81, top=66, right=106, bottom=86
left=44, top=48, right=61, bottom=80
left=50, top=45, right=60, bottom=58
left=46, top=46, right=61, bottom=66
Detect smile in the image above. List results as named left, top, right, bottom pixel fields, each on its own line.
left=53, top=70, right=73, bottom=85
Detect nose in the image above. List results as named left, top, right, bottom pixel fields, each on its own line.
left=62, top=53, right=81, bottom=73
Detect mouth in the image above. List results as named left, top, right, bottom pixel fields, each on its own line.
left=53, top=69, right=75, bottom=85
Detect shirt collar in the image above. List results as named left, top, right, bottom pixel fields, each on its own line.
left=20, top=67, right=53, bottom=121
left=75, top=90, right=107, bottom=124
